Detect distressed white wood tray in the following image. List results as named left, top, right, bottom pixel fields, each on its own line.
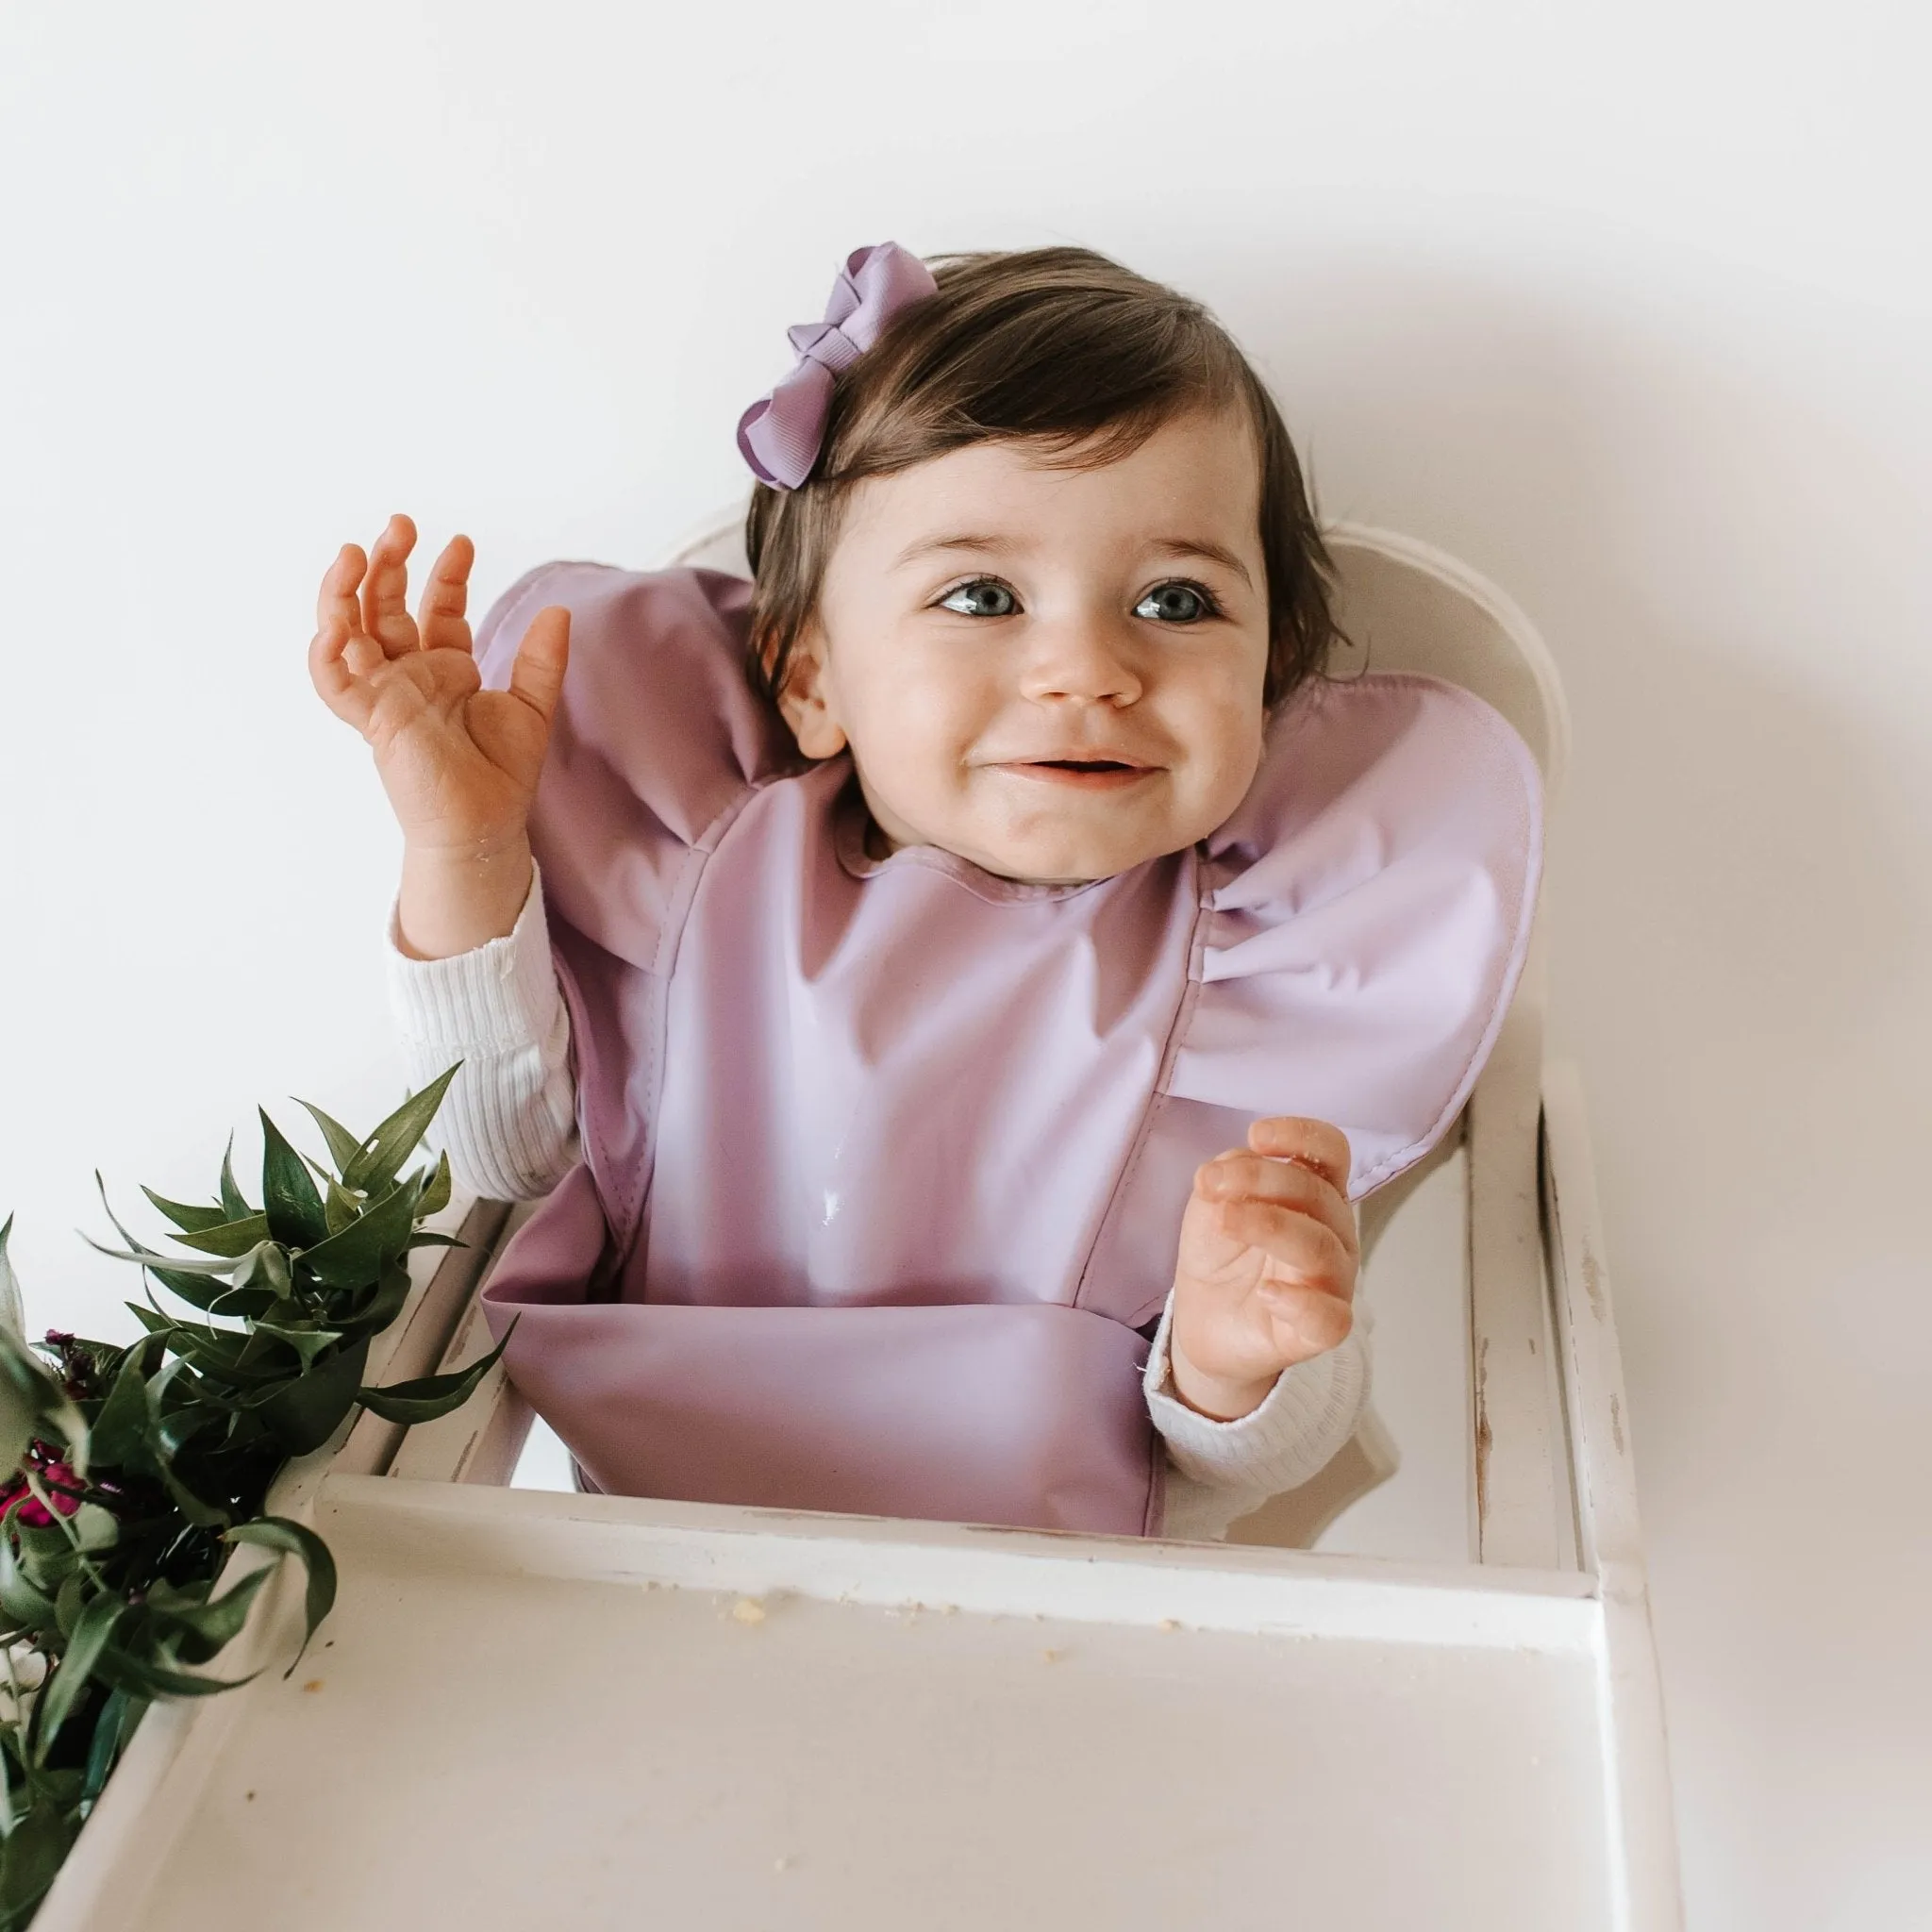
left=74, top=1478, right=1620, bottom=1932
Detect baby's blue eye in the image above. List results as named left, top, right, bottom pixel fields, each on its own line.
left=1135, top=581, right=1216, bottom=623
left=939, top=578, right=1019, bottom=618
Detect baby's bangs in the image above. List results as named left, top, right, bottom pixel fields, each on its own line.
left=823, top=268, right=1254, bottom=484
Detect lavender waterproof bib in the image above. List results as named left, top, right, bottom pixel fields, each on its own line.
left=475, top=565, right=1542, bottom=1537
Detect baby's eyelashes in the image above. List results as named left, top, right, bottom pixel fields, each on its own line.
left=938, top=578, right=1020, bottom=618
left=933, top=575, right=1224, bottom=622
left=1134, top=581, right=1220, bottom=623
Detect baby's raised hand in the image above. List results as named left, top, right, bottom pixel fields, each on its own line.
left=1168, top=1118, right=1359, bottom=1421
left=308, top=514, right=570, bottom=858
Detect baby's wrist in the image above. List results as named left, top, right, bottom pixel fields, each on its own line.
left=396, top=836, right=534, bottom=961
left=400, top=824, right=532, bottom=868
left=1165, top=1339, right=1278, bottom=1422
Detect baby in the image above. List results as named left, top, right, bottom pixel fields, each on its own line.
left=309, top=244, right=1539, bottom=1541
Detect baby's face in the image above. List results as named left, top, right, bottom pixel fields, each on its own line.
left=780, top=407, right=1272, bottom=885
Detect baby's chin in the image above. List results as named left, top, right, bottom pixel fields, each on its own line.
left=859, top=768, right=1228, bottom=884
left=924, top=815, right=1204, bottom=887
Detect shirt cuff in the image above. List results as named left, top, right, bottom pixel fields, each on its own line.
left=384, top=858, right=563, bottom=1052
left=1141, top=1291, right=1373, bottom=1493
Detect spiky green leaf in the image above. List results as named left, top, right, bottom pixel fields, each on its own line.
left=136, top=1189, right=229, bottom=1236
left=356, top=1317, right=516, bottom=1424
left=228, top=1241, right=293, bottom=1300
left=327, top=1257, right=414, bottom=1342
left=52, top=1571, right=87, bottom=1641
left=320, top=1174, right=361, bottom=1236
left=341, top=1064, right=460, bottom=1195
left=145, top=1361, right=220, bottom=1464
left=146, top=1562, right=273, bottom=1660
left=225, top=1516, right=337, bottom=1674
left=296, top=1180, right=416, bottom=1291
left=249, top=1322, right=343, bottom=1371
left=83, top=1236, right=241, bottom=1280
left=90, top=1644, right=258, bottom=1701
left=0, top=1214, right=24, bottom=1341
left=217, top=1133, right=251, bottom=1220
left=145, top=1266, right=245, bottom=1317
left=253, top=1336, right=368, bottom=1456
left=415, top=1148, right=453, bottom=1220
left=165, top=1214, right=272, bottom=1259
left=84, top=1344, right=154, bottom=1460
left=293, top=1099, right=363, bottom=1176
left=33, top=1591, right=123, bottom=1764
left=89, top=1172, right=170, bottom=1266
left=79, top=1687, right=143, bottom=1813
left=258, top=1110, right=328, bottom=1249
left=201, top=1279, right=280, bottom=1322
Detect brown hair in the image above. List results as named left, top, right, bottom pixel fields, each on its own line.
left=743, top=245, right=1341, bottom=719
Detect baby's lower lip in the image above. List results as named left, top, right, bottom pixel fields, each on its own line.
left=996, top=762, right=1157, bottom=790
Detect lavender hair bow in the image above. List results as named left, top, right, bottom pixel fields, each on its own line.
left=735, top=242, right=939, bottom=490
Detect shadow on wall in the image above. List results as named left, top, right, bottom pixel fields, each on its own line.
left=1192, top=241, right=1931, bottom=1925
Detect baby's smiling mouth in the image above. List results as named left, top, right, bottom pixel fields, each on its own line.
left=995, top=758, right=1159, bottom=789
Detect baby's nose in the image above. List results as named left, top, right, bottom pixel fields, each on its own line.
left=1016, top=620, right=1143, bottom=706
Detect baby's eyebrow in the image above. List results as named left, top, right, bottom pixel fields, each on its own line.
left=892, top=532, right=1016, bottom=568
left=891, top=531, right=1255, bottom=590
left=1146, top=537, right=1254, bottom=589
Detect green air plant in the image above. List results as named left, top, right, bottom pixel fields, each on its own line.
left=0, top=1062, right=508, bottom=1928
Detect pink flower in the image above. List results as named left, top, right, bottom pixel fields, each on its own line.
left=2, top=1451, right=82, bottom=1529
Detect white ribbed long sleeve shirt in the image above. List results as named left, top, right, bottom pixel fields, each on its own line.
left=384, top=861, right=1371, bottom=1542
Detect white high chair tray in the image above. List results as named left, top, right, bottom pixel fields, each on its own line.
left=55, top=1476, right=1615, bottom=1932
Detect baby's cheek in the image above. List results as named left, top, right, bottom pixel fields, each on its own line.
left=1178, top=694, right=1267, bottom=823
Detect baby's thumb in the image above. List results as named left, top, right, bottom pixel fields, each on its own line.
left=508, top=606, right=571, bottom=724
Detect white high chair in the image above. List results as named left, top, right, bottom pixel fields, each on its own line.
left=41, top=520, right=1683, bottom=1932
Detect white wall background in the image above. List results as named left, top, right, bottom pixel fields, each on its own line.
left=2, top=2, right=1926, bottom=1923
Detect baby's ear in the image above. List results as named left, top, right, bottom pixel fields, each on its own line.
left=774, top=626, right=848, bottom=760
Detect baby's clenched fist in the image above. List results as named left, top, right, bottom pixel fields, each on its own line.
left=1167, top=1117, right=1358, bottom=1421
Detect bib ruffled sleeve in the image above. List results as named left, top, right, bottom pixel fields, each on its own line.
left=471, top=561, right=799, bottom=977
left=1179, top=670, right=1543, bottom=1196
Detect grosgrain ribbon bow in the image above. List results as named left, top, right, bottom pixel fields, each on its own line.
left=735, top=242, right=939, bottom=490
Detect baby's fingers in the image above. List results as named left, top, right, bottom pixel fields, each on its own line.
left=1248, top=1117, right=1352, bottom=1194
left=309, top=543, right=380, bottom=723
left=359, top=512, right=421, bottom=658
left=1257, top=1278, right=1355, bottom=1356
left=313, top=541, right=365, bottom=643
left=1197, top=1150, right=1357, bottom=1258
left=508, top=607, right=571, bottom=724
left=416, top=534, right=475, bottom=653
left=1215, top=1199, right=1356, bottom=1301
